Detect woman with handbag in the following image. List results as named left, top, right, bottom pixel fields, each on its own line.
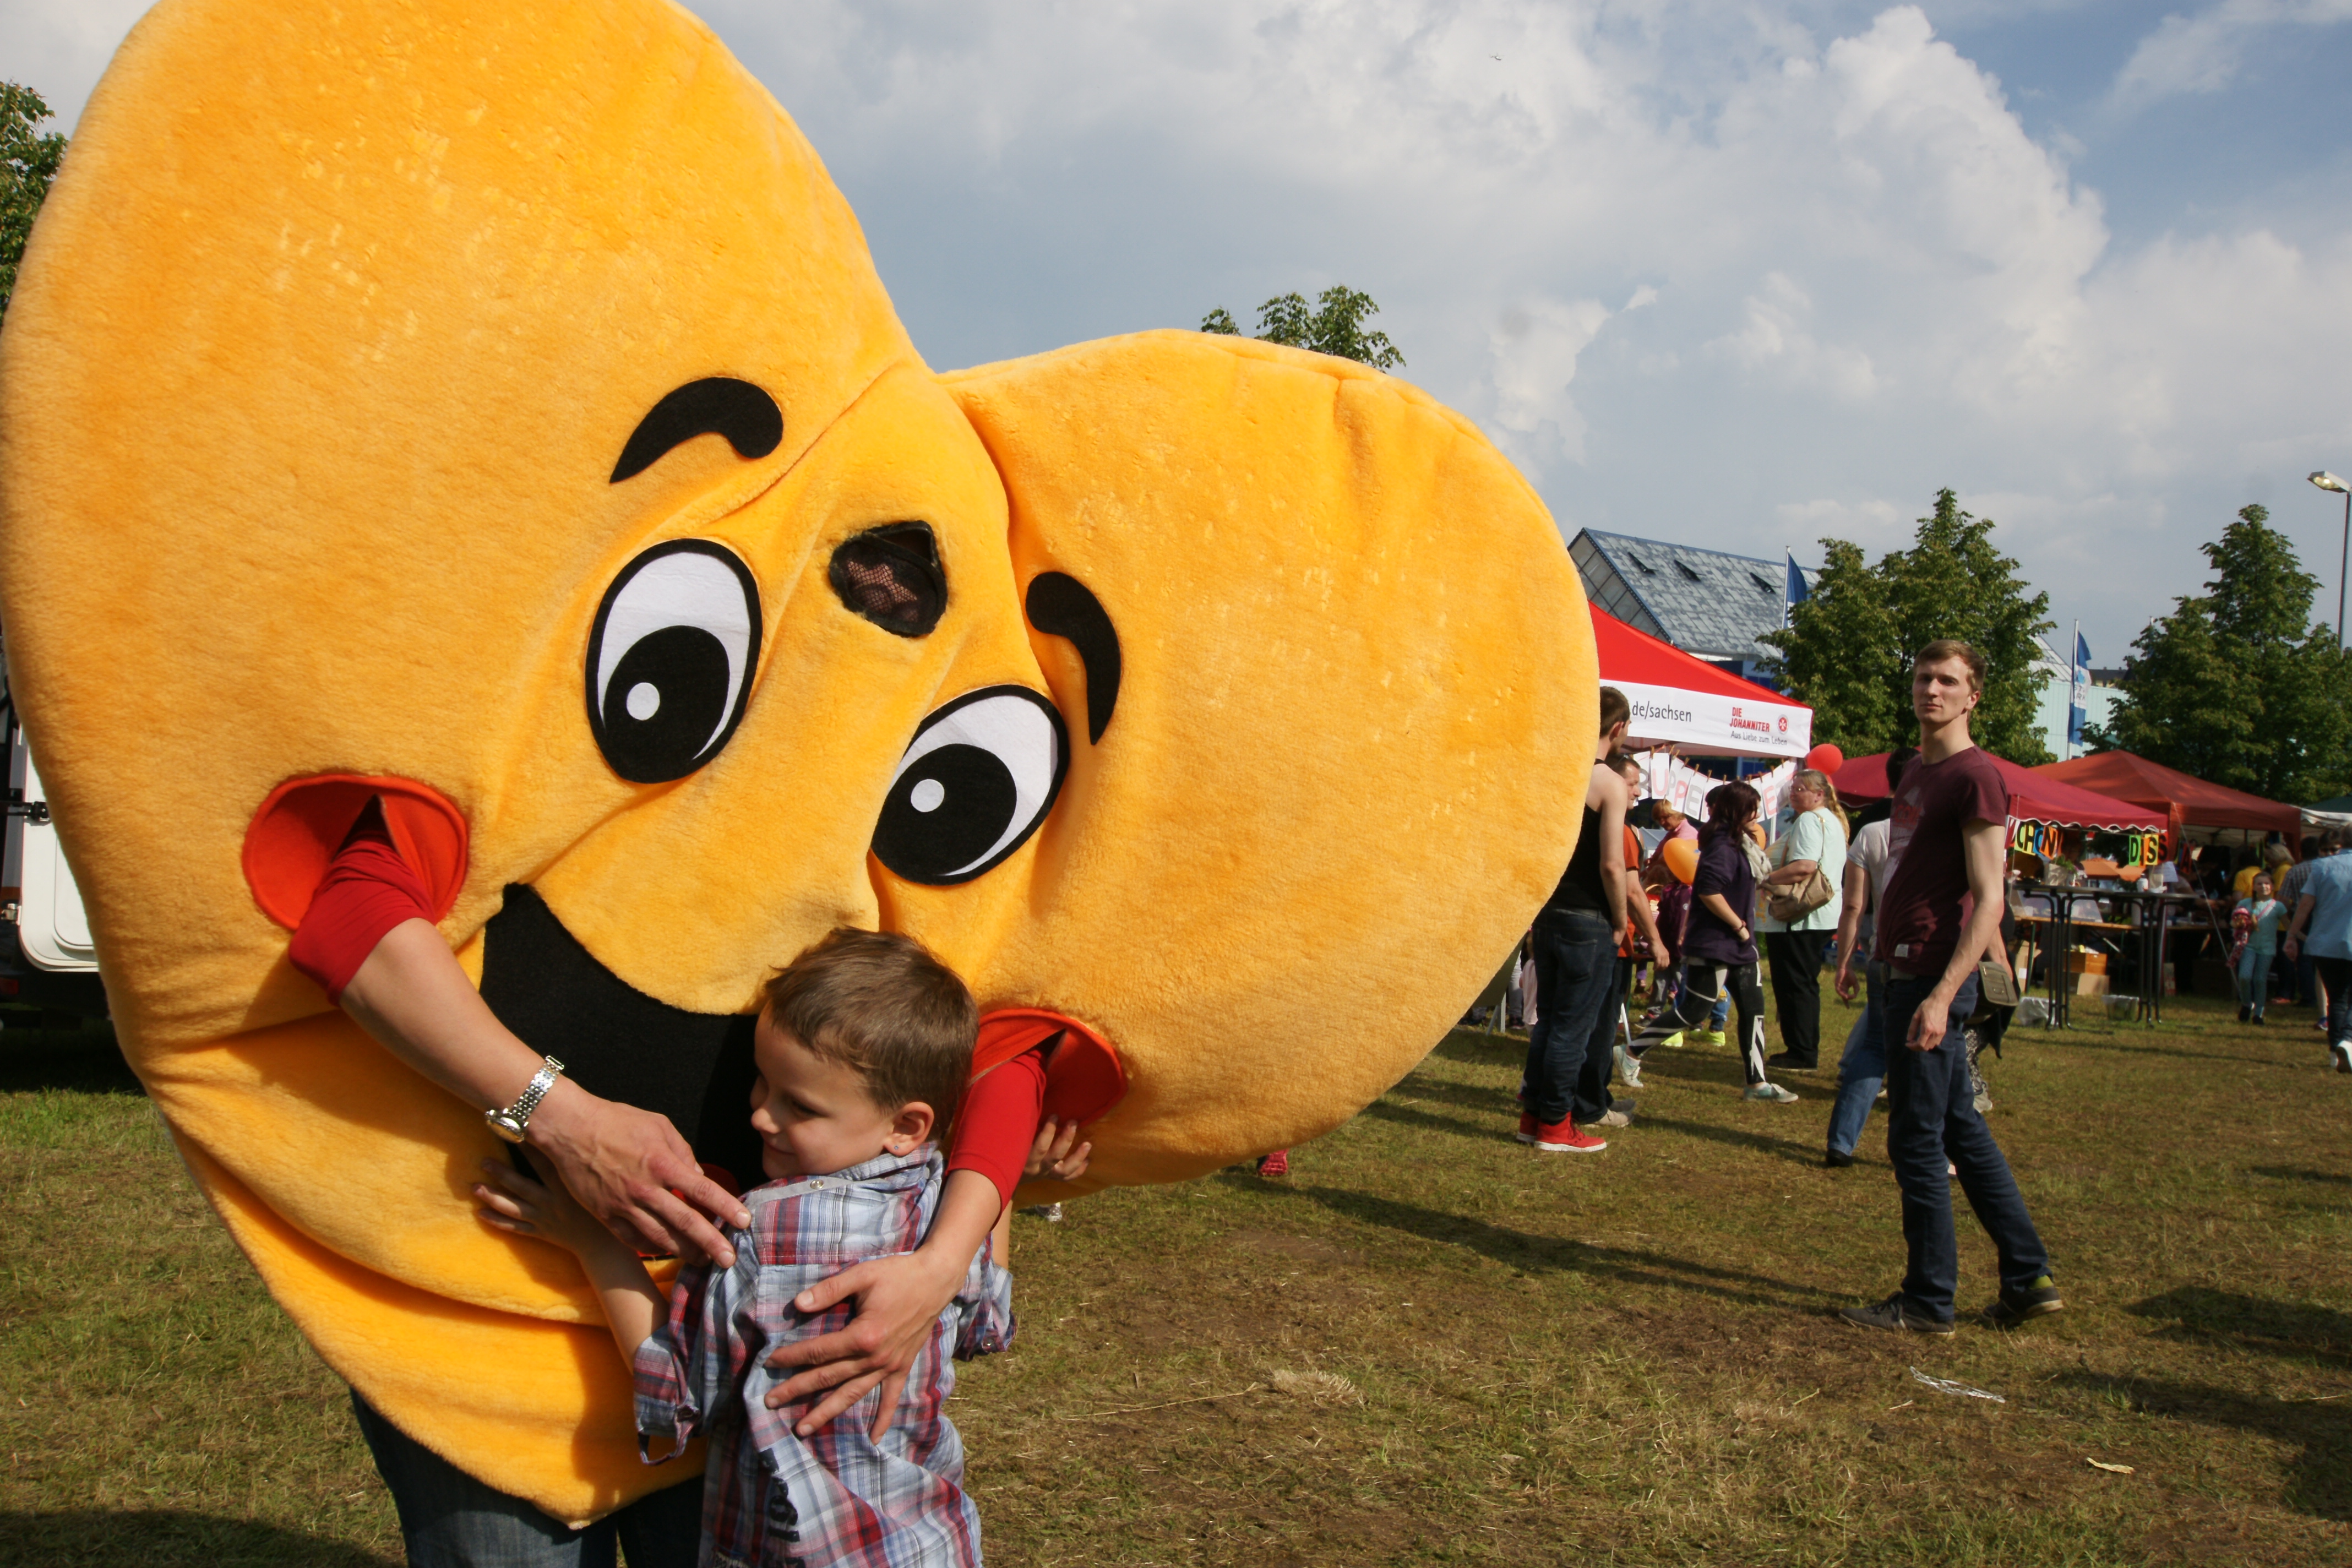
left=1658, top=781, right=1800, bottom=1103
left=1759, top=768, right=1849, bottom=1072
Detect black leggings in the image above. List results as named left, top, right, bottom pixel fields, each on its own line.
left=2317, top=956, right=2352, bottom=1044
left=1670, top=960, right=1770, bottom=1085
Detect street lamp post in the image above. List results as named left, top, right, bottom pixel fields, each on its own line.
left=2313, top=471, right=2351, bottom=652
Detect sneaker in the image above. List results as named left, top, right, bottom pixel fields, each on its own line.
left=1653, top=1030, right=1688, bottom=1050
left=1823, top=1147, right=1855, bottom=1168
left=1692, top=1028, right=1728, bottom=1047
left=1980, top=1276, right=2064, bottom=1329
left=1017, top=1202, right=1065, bottom=1223
left=1766, top=1052, right=1819, bottom=1074
left=2239, top=1004, right=2252, bottom=1022
left=1744, top=1082, right=1800, bottom=1103
left=1839, top=1293, right=1956, bottom=1336
left=2252, top=1012, right=2266, bottom=1026
left=1875, top=1086, right=1889, bottom=1103
left=2332, top=1042, right=2352, bottom=1075
left=1515, top=1111, right=1538, bottom=1145
left=1256, top=1150, right=1290, bottom=1178
left=1616, top=1046, right=1645, bottom=1088
left=1581, top=1103, right=1636, bottom=1129
left=1531, top=1117, right=1606, bottom=1153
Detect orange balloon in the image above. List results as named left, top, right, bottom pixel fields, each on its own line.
left=1663, top=837, right=1700, bottom=886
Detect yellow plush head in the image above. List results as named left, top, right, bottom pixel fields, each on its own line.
left=0, top=0, right=1592, bottom=1521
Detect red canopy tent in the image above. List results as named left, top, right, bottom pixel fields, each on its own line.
left=1831, top=752, right=2164, bottom=832
left=2032, top=752, right=2300, bottom=840
left=1589, top=606, right=1810, bottom=761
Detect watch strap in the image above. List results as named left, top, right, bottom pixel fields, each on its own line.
left=486, top=1055, right=564, bottom=1143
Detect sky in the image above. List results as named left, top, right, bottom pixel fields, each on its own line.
left=6, top=0, right=2352, bottom=663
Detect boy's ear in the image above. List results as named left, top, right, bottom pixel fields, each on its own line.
left=887, top=1100, right=937, bottom=1152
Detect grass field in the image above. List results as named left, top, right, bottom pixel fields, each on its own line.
left=4, top=986, right=2350, bottom=1566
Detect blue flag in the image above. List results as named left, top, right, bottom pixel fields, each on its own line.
left=2068, top=631, right=2091, bottom=746
left=1785, top=552, right=1807, bottom=608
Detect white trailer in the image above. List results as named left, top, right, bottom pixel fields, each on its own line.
left=1, top=709, right=108, bottom=1021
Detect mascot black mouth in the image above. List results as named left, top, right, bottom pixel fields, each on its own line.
left=478, top=883, right=765, bottom=1189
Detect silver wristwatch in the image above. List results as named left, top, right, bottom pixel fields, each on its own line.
left=486, top=1055, right=564, bottom=1145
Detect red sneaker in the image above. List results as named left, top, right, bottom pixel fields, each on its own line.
left=1531, top=1117, right=1605, bottom=1153
left=1515, top=1112, right=1538, bottom=1144
left=1256, top=1149, right=1290, bottom=1178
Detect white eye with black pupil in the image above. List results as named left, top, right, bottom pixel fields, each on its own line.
left=873, top=687, right=1068, bottom=885
left=586, top=540, right=761, bottom=783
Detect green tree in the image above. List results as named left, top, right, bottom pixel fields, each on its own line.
left=1201, top=285, right=1404, bottom=370
left=0, top=83, right=68, bottom=323
left=2091, top=504, right=2352, bottom=801
left=1762, top=489, right=2056, bottom=764
left=1761, top=538, right=1903, bottom=758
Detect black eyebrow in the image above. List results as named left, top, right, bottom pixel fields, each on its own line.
left=1025, top=572, right=1120, bottom=743
left=609, top=378, right=784, bottom=483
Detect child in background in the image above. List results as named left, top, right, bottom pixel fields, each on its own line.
left=2235, top=873, right=2286, bottom=1024
left=476, top=928, right=1018, bottom=1568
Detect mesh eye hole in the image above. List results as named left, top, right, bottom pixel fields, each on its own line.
left=829, top=524, right=945, bottom=637
left=872, top=687, right=1067, bottom=885
left=585, top=541, right=761, bottom=784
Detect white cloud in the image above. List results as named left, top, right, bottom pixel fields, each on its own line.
left=1487, top=287, right=1651, bottom=470
left=2111, top=1, right=2352, bottom=111
left=1710, top=274, right=1878, bottom=399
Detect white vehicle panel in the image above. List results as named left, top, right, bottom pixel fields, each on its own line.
left=18, top=748, right=97, bottom=972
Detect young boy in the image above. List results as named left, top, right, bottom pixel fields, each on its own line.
left=475, top=927, right=1013, bottom=1568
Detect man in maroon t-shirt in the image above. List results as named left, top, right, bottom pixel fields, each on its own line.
left=1838, top=640, right=2062, bottom=1336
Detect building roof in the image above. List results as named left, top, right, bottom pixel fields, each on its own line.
left=1567, top=528, right=1811, bottom=666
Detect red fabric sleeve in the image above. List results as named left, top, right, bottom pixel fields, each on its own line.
left=287, top=802, right=434, bottom=1005
left=945, top=1047, right=1048, bottom=1208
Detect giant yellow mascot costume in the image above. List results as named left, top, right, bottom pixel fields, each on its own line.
left=0, top=0, right=1593, bottom=1524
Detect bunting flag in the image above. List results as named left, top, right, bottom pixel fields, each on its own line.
left=1642, top=753, right=1798, bottom=826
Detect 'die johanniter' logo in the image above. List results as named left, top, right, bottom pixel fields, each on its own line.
left=1632, top=698, right=1694, bottom=726
left=1728, top=703, right=1773, bottom=737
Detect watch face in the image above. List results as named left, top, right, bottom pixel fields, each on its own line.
left=488, top=1112, right=527, bottom=1144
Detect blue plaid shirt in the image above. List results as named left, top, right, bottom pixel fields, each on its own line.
left=633, top=1147, right=1015, bottom=1568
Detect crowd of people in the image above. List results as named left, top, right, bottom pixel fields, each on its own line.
left=1517, top=641, right=2064, bottom=1334
left=1502, top=629, right=2352, bottom=1343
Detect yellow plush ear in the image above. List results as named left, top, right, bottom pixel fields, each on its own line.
left=924, top=331, right=1595, bottom=1195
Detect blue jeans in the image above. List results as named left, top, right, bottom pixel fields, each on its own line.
left=1524, top=910, right=1619, bottom=1127
left=1826, top=962, right=1886, bottom=1157
left=2236, top=944, right=2277, bottom=1015
left=351, top=1391, right=701, bottom=1568
left=1880, top=972, right=2051, bottom=1322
